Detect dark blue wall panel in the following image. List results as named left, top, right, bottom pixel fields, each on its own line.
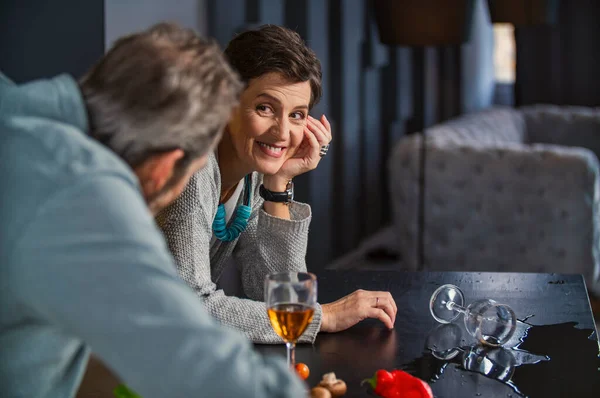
left=259, top=0, right=284, bottom=25
left=333, top=0, right=364, bottom=255
left=0, top=0, right=104, bottom=83
left=515, top=0, right=600, bottom=106
left=208, top=0, right=246, bottom=48
left=361, top=10, right=387, bottom=237
left=299, top=0, right=334, bottom=268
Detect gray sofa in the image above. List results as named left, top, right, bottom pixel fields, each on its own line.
left=388, top=105, right=600, bottom=296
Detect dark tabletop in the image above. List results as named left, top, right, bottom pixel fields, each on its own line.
left=255, top=270, right=600, bottom=398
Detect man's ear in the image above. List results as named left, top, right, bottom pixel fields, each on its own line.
left=135, top=149, right=185, bottom=196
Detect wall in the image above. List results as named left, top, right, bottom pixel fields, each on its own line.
left=207, top=0, right=495, bottom=271
left=0, top=0, right=104, bottom=83
left=104, top=0, right=207, bottom=49
left=462, top=0, right=495, bottom=113
left=0, top=0, right=208, bottom=84
left=515, top=0, right=600, bottom=106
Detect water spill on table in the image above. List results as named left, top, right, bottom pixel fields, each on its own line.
left=401, top=321, right=600, bottom=397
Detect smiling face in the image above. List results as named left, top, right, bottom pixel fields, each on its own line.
left=225, top=72, right=312, bottom=176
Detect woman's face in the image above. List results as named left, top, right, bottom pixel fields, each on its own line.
left=226, top=72, right=312, bottom=175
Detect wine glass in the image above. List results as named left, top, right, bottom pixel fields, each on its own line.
left=265, top=272, right=317, bottom=368
left=429, top=284, right=517, bottom=347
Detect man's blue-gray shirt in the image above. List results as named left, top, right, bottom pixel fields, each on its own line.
left=0, top=74, right=305, bottom=398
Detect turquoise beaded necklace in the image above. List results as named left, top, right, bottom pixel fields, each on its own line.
left=212, top=174, right=252, bottom=242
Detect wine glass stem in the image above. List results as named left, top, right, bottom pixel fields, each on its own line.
left=286, top=342, right=296, bottom=368
left=447, top=301, right=468, bottom=315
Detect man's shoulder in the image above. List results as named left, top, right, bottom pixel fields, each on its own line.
left=2, top=114, right=136, bottom=187
left=0, top=115, right=140, bottom=246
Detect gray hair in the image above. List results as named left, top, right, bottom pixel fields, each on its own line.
left=80, top=22, right=243, bottom=168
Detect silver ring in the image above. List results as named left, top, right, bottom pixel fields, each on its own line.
left=319, top=144, right=329, bottom=157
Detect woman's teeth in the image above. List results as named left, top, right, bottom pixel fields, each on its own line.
left=257, top=142, right=283, bottom=153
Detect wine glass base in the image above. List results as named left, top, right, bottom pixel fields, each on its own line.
left=430, top=284, right=465, bottom=324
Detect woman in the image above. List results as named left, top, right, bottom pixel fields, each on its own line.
left=157, top=25, right=397, bottom=343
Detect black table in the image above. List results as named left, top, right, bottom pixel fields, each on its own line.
left=255, top=270, right=600, bottom=398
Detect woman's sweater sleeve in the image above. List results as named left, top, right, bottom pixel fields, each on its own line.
left=157, top=161, right=320, bottom=344
left=232, top=173, right=321, bottom=342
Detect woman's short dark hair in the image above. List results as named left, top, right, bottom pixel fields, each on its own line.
left=224, top=24, right=322, bottom=109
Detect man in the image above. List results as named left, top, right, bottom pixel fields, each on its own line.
left=0, top=23, right=306, bottom=398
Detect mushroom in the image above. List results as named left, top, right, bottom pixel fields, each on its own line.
left=309, top=386, right=332, bottom=398
left=318, top=372, right=347, bottom=397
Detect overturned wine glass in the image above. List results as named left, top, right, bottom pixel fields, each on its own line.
left=429, top=284, right=517, bottom=347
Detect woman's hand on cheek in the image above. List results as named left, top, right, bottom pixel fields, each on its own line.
left=272, top=114, right=332, bottom=181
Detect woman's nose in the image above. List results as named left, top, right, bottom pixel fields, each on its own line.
left=274, top=118, right=290, bottom=140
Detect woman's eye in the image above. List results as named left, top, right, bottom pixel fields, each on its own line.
left=256, top=105, right=273, bottom=113
left=290, top=112, right=306, bottom=120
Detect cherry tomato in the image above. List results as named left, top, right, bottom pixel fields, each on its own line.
left=295, top=362, right=310, bottom=380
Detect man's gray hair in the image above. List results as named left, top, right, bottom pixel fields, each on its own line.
left=80, top=22, right=243, bottom=168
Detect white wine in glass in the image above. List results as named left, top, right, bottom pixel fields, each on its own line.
left=265, top=272, right=317, bottom=368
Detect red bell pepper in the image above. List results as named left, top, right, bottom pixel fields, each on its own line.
left=365, top=369, right=433, bottom=398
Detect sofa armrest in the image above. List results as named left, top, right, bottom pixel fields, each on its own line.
left=427, top=106, right=526, bottom=146
left=522, top=104, right=600, bottom=161
left=423, top=141, right=600, bottom=295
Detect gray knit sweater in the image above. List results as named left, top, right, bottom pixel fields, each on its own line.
left=156, top=153, right=322, bottom=344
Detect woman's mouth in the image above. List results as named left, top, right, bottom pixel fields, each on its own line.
left=256, top=141, right=286, bottom=158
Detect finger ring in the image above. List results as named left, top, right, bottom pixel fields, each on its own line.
left=375, top=297, right=379, bottom=308
left=319, top=144, right=329, bottom=157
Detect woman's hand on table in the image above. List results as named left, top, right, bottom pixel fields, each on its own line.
left=319, top=290, right=397, bottom=333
